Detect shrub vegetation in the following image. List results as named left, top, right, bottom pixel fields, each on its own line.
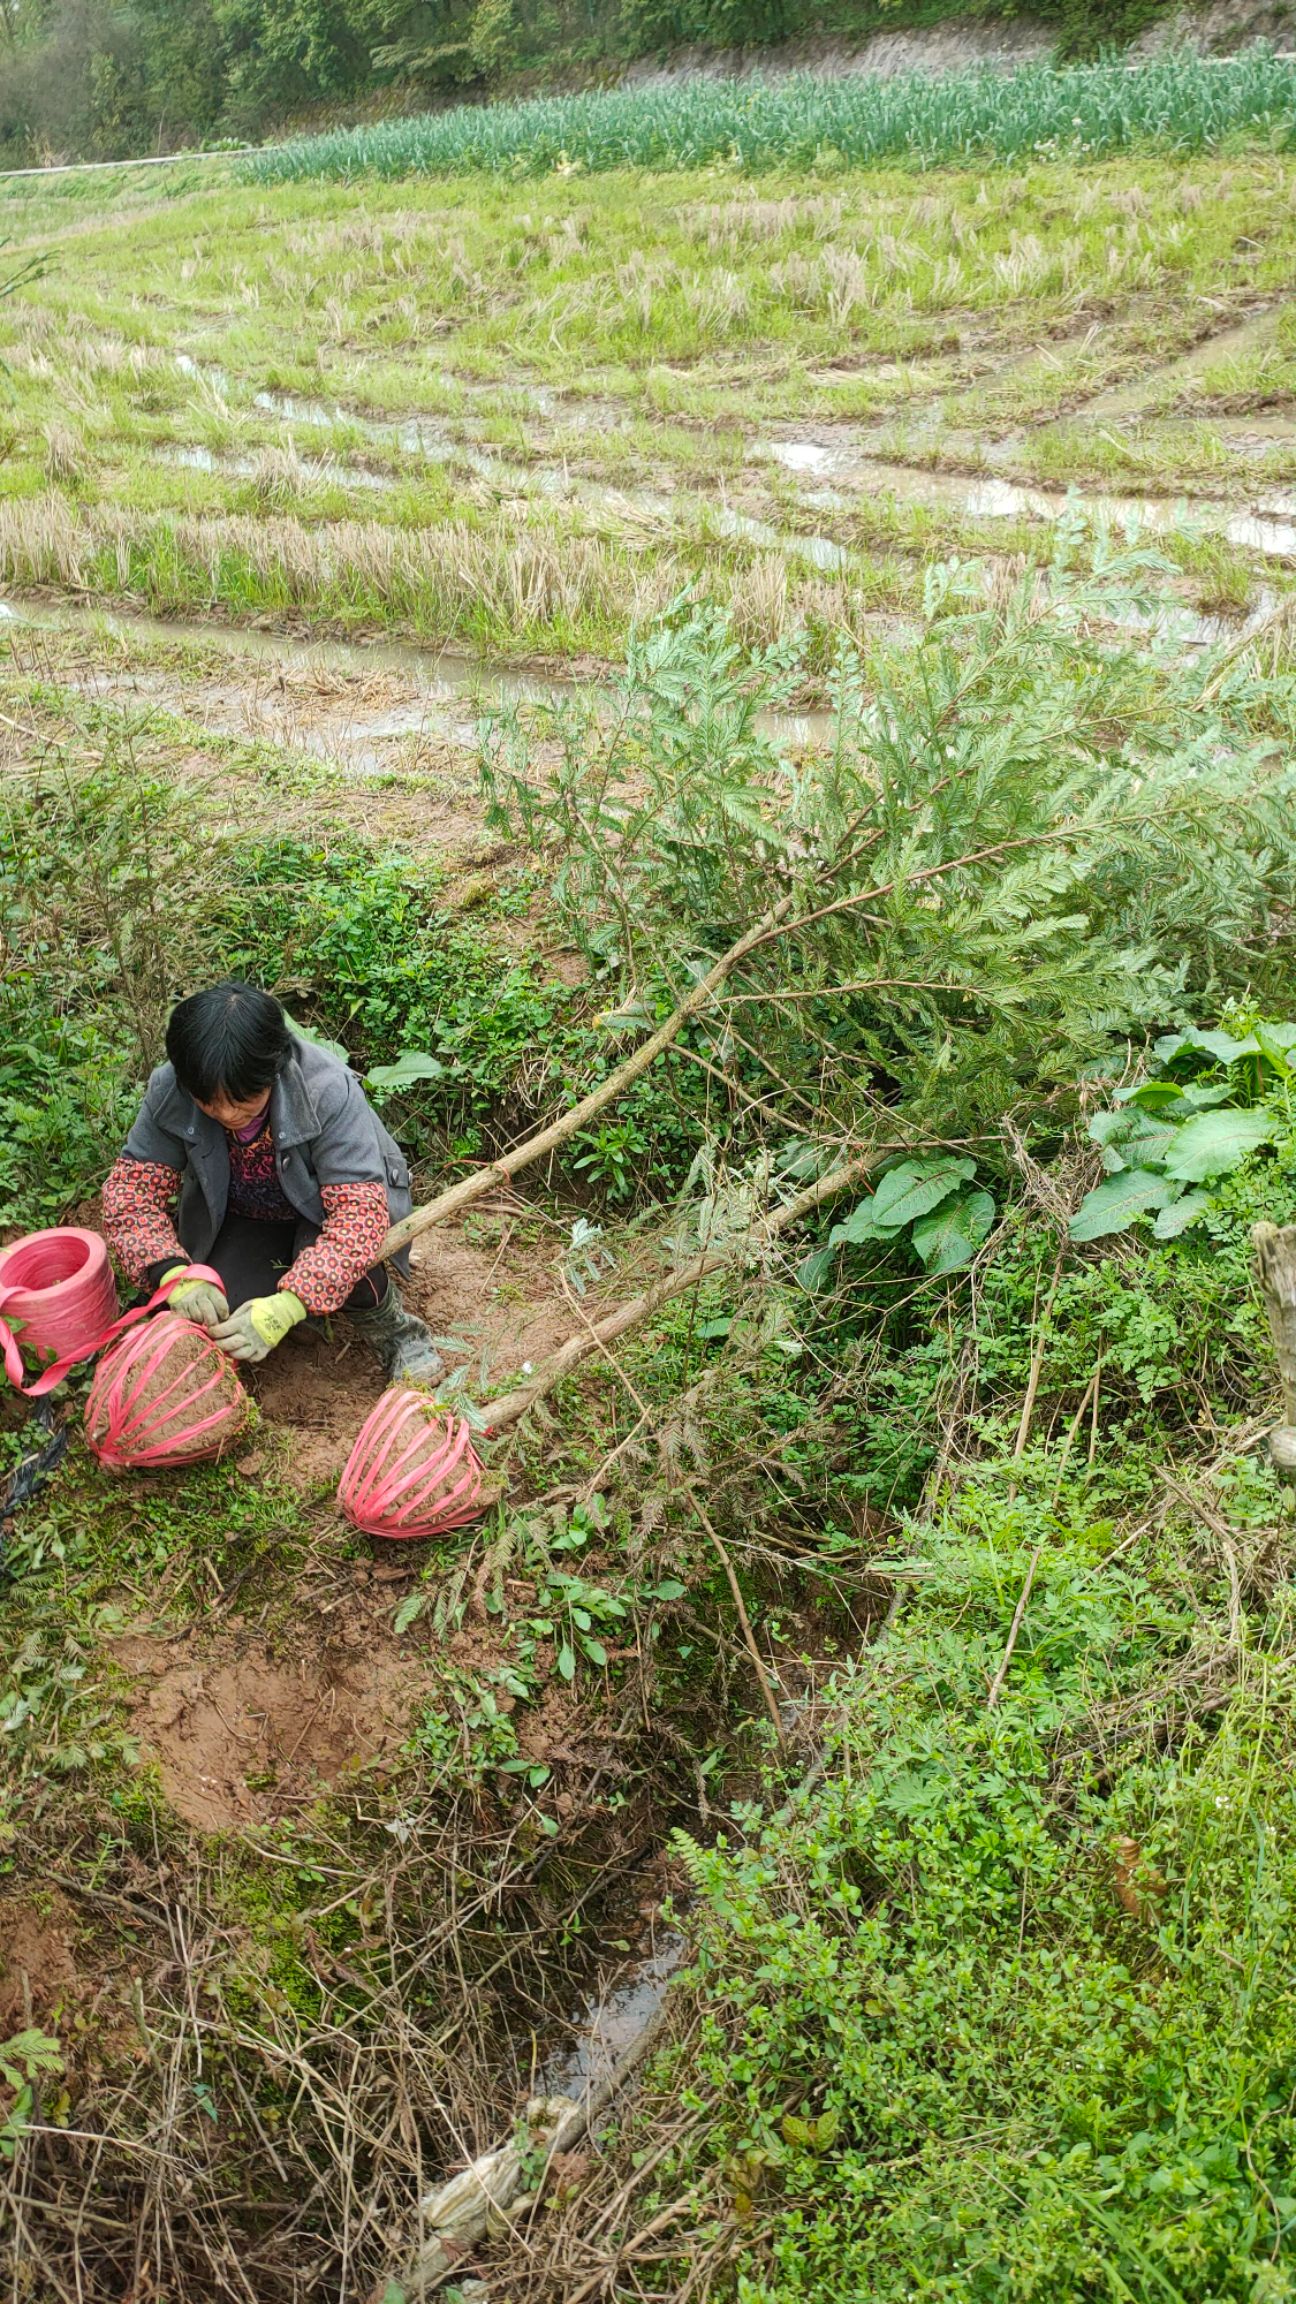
left=0, top=0, right=1205, bottom=168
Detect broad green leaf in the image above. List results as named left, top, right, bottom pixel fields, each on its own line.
left=367, top=1050, right=445, bottom=1091
left=831, top=1199, right=889, bottom=1245
left=1069, top=1168, right=1178, bottom=1242
left=796, top=1244, right=837, bottom=1292
left=1113, top=1080, right=1189, bottom=1112
left=1154, top=1026, right=1259, bottom=1069
left=1153, top=1189, right=1212, bottom=1239
left=1252, top=1025, right=1296, bottom=1080
left=1089, top=1110, right=1180, bottom=1171
left=870, top=1155, right=975, bottom=1229
left=1177, top=1082, right=1235, bottom=1111
left=911, top=1189, right=996, bottom=1275
left=1162, top=1107, right=1277, bottom=1181
left=557, top=1643, right=576, bottom=1682
left=838, top=1157, right=976, bottom=1243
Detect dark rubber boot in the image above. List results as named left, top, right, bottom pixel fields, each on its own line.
left=347, top=1288, right=445, bottom=1387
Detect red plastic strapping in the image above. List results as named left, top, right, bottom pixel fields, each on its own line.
left=0, top=1228, right=224, bottom=1399
left=338, top=1388, right=485, bottom=1540
left=85, top=1310, right=249, bottom=1470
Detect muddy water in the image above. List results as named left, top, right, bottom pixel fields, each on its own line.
left=712, top=502, right=849, bottom=572
left=169, top=354, right=1296, bottom=566
left=541, top=1929, right=686, bottom=2098
left=160, top=443, right=392, bottom=492
left=1, top=584, right=1271, bottom=803
left=1085, top=310, right=1286, bottom=421
left=1226, top=507, right=1296, bottom=559
left=0, top=594, right=844, bottom=754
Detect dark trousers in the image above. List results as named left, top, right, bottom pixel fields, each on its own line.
left=194, top=1213, right=388, bottom=1315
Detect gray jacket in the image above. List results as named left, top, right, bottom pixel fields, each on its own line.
left=123, top=1037, right=413, bottom=1272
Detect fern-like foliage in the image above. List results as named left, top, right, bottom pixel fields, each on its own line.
left=482, top=533, right=1296, bottom=1150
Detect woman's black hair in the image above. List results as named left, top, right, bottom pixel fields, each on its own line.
left=166, top=981, right=292, bottom=1105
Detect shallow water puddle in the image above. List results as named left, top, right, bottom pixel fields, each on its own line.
left=964, top=476, right=1055, bottom=518
left=170, top=356, right=1296, bottom=568
left=1225, top=509, right=1296, bottom=561
left=712, top=503, right=848, bottom=572
left=0, top=594, right=844, bottom=751
left=2, top=588, right=1269, bottom=783
left=159, top=442, right=393, bottom=492
left=542, top=1930, right=686, bottom=2097
left=769, top=439, right=836, bottom=475
left=174, top=350, right=230, bottom=396
left=755, top=434, right=1250, bottom=539
left=850, top=457, right=1296, bottom=563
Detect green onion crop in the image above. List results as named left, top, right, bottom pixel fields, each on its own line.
left=245, top=46, right=1296, bottom=185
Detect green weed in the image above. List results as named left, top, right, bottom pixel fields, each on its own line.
left=660, top=1462, right=1296, bottom=2302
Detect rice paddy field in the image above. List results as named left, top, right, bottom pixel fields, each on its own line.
left=2, top=48, right=1296, bottom=711
left=0, top=52, right=1294, bottom=715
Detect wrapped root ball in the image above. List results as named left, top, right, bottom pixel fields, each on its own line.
left=338, top=1388, right=485, bottom=1540
left=86, top=1311, right=250, bottom=1471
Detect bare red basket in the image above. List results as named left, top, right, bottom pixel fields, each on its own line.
left=338, top=1388, right=485, bottom=1540
left=85, top=1310, right=250, bottom=1471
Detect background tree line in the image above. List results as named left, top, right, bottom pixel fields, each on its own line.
left=0, top=0, right=1173, bottom=166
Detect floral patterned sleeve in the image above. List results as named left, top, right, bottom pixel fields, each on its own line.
left=101, top=1154, right=184, bottom=1284
left=282, top=1180, right=390, bottom=1316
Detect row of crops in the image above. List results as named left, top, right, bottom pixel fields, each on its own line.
left=245, top=45, right=1296, bottom=183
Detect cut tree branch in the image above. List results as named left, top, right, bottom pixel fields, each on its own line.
left=483, top=1149, right=881, bottom=1432
left=378, top=895, right=795, bottom=1261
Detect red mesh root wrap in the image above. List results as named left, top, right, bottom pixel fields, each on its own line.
left=85, top=1311, right=250, bottom=1471
left=338, top=1388, right=485, bottom=1540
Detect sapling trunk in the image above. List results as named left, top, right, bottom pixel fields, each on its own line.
left=1251, top=1221, right=1296, bottom=1476
left=484, top=1150, right=880, bottom=1432
left=377, top=896, right=794, bottom=1262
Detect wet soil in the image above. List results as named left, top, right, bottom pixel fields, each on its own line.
left=111, top=1595, right=416, bottom=1832
left=249, top=1218, right=578, bottom=1495
left=92, top=1209, right=605, bottom=1831
left=0, top=593, right=848, bottom=747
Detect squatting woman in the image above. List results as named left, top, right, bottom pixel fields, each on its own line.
left=102, top=979, right=442, bottom=1383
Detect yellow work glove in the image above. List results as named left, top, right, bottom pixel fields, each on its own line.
left=161, top=1262, right=229, bottom=1332
left=210, top=1291, right=307, bottom=1364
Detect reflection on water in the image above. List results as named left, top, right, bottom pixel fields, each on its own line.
left=157, top=443, right=391, bottom=491
left=170, top=356, right=1296, bottom=569
left=0, top=594, right=844, bottom=753
left=1226, top=511, right=1296, bottom=562
left=541, top=1931, right=686, bottom=2100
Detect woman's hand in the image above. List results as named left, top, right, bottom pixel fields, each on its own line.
left=210, top=1291, right=307, bottom=1363
left=162, top=1264, right=229, bottom=1330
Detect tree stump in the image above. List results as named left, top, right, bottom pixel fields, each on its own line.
left=1251, top=1223, right=1296, bottom=1478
